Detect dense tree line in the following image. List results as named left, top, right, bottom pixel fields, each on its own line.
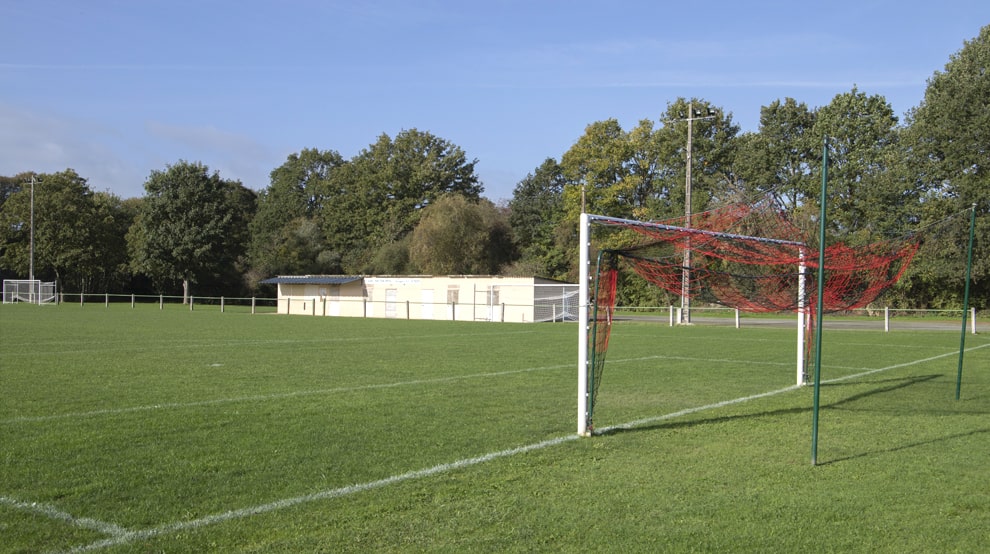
left=1, top=26, right=987, bottom=309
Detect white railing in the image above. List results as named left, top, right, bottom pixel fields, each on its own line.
left=31, top=293, right=982, bottom=333
left=614, top=305, right=981, bottom=334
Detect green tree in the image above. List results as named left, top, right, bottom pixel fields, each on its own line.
left=813, top=87, right=902, bottom=240
left=248, top=148, right=345, bottom=285
left=408, top=194, right=514, bottom=275
left=323, top=129, right=483, bottom=272
left=0, top=169, right=130, bottom=292
left=734, top=98, right=818, bottom=210
left=560, top=118, right=634, bottom=220
left=507, top=158, right=570, bottom=279
left=128, top=161, right=255, bottom=300
left=0, top=172, right=33, bottom=211
left=899, top=25, right=990, bottom=309
left=87, top=191, right=136, bottom=292
left=655, top=98, right=742, bottom=220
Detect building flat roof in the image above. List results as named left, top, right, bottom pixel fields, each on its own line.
left=259, top=276, right=363, bottom=285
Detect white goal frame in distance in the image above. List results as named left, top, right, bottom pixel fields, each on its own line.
left=2, top=279, right=57, bottom=304
left=578, top=213, right=809, bottom=437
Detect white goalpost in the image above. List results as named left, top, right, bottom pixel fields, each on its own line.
left=2, top=279, right=57, bottom=305
left=577, top=212, right=810, bottom=437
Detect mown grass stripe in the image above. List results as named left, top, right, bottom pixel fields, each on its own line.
left=55, top=342, right=981, bottom=553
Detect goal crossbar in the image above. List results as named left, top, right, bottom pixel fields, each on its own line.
left=587, top=213, right=807, bottom=247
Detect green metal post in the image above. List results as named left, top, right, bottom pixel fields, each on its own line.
left=955, top=203, right=977, bottom=400
left=811, top=137, right=829, bottom=466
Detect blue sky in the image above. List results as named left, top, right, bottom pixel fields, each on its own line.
left=2, top=1, right=987, bottom=202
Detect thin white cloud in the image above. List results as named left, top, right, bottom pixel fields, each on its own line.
left=0, top=103, right=145, bottom=197
left=144, top=121, right=276, bottom=189
left=145, top=121, right=268, bottom=160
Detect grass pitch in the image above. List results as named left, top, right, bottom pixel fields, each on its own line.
left=1, top=303, right=987, bottom=553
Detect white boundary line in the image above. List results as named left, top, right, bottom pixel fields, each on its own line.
left=0, top=496, right=129, bottom=537
left=3, top=354, right=797, bottom=425
left=1, top=330, right=540, bottom=358
left=3, top=363, right=572, bottom=424
left=6, top=342, right=984, bottom=553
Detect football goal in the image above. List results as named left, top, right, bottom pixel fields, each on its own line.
left=577, top=199, right=921, bottom=437
left=2, top=279, right=57, bottom=305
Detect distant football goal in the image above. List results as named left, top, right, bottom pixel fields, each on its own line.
left=2, top=280, right=57, bottom=304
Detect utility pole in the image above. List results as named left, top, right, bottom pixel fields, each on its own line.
left=678, top=102, right=716, bottom=324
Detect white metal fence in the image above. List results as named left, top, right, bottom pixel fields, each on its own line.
left=614, top=305, right=982, bottom=334
left=10, top=291, right=982, bottom=333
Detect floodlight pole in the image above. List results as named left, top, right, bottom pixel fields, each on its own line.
left=29, top=175, right=35, bottom=282
left=955, top=203, right=977, bottom=400
left=682, top=103, right=694, bottom=324
left=676, top=102, right=716, bottom=324
left=811, top=137, right=829, bottom=466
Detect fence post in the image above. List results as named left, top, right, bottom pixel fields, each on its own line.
left=973, top=307, right=977, bottom=335
left=735, top=308, right=740, bottom=329
left=501, top=302, right=505, bottom=323
left=131, top=294, right=135, bottom=309
left=105, top=293, right=109, bottom=308
left=251, top=297, right=256, bottom=314
left=406, top=300, right=410, bottom=320
left=669, top=305, right=674, bottom=327
left=221, top=296, right=225, bottom=313
left=80, top=293, right=84, bottom=306
left=159, top=294, right=163, bottom=310
left=884, top=306, right=890, bottom=332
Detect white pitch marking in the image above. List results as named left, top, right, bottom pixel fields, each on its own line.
left=3, top=329, right=539, bottom=358
left=0, top=495, right=130, bottom=537
left=3, top=355, right=793, bottom=425
left=59, top=436, right=580, bottom=553
left=32, top=342, right=990, bottom=553
left=2, top=362, right=574, bottom=424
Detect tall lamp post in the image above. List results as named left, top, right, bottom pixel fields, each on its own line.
left=675, top=102, right=716, bottom=324
left=29, top=175, right=35, bottom=282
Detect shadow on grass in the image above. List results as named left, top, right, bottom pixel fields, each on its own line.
left=599, top=373, right=989, bottom=464
left=820, top=427, right=990, bottom=465
left=598, top=374, right=946, bottom=438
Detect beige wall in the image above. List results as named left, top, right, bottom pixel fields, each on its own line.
left=276, top=276, right=577, bottom=322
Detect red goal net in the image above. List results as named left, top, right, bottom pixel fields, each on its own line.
left=583, top=198, right=921, bottom=433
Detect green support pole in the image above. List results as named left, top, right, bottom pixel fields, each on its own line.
left=955, top=203, right=977, bottom=400
left=811, top=137, right=829, bottom=466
